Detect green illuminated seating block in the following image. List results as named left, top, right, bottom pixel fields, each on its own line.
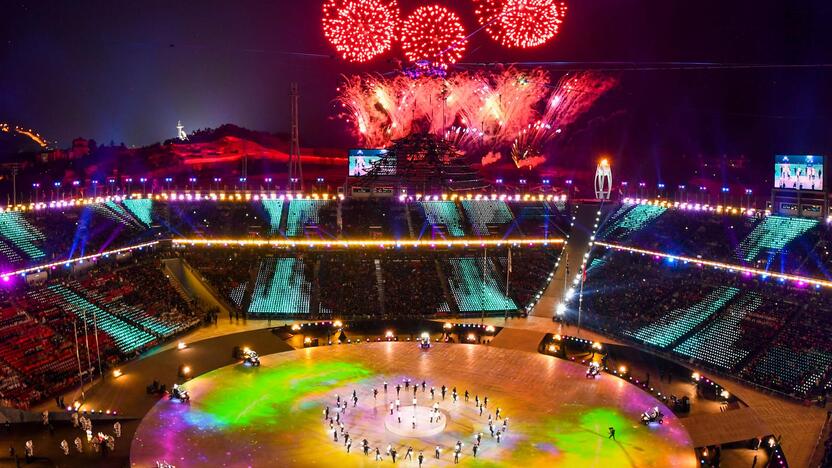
left=123, top=199, right=154, bottom=226
left=461, top=200, right=514, bottom=236
left=262, top=200, right=284, bottom=234
left=750, top=346, right=832, bottom=395
left=736, top=216, right=818, bottom=262
left=49, top=284, right=155, bottom=353
left=673, top=292, right=763, bottom=369
left=615, top=204, right=666, bottom=233
left=627, top=286, right=738, bottom=348
left=248, top=258, right=311, bottom=315
left=446, top=258, right=516, bottom=312
left=109, top=302, right=176, bottom=337
left=230, top=282, right=247, bottom=307
left=286, top=200, right=326, bottom=237
left=597, top=204, right=666, bottom=240
left=0, top=212, right=45, bottom=259
left=421, top=201, right=465, bottom=237
left=92, top=203, right=134, bottom=227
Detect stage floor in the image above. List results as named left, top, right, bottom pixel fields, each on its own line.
left=130, top=342, right=696, bottom=467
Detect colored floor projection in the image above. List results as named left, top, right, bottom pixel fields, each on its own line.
left=131, top=343, right=696, bottom=467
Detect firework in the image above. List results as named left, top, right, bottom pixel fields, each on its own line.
left=474, top=0, right=568, bottom=49
left=511, top=72, right=616, bottom=168
left=322, top=0, right=400, bottom=62
left=336, top=68, right=615, bottom=167
left=401, top=5, right=467, bottom=69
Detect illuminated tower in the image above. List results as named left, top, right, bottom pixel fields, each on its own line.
left=594, top=158, right=612, bottom=200
left=288, top=83, right=304, bottom=191
left=176, top=121, right=188, bottom=141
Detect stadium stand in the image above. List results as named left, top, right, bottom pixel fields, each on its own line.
left=248, top=256, right=313, bottom=316
left=460, top=200, right=514, bottom=236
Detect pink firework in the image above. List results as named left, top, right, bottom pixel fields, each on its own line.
left=336, top=68, right=616, bottom=168
left=511, top=72, right=617, bottom=168
left=401, top=5, right=468, bottom=69
left=322, top=0, right=400, bottom=63
left=474, top=0, right=568, bottom=49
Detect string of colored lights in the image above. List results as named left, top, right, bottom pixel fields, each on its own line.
left=0, top=241, right=160, bottom=281
left=622, top=197, right=766, bottom=218
left=173, top=238, right=564, bottom=249
left=593, top=241, right=832, bottom=289
left=1, top=192, right=567, bottom=213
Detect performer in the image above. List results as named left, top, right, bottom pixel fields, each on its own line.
left=418, top=451, right=425, bottom=467
left=60, top=440, right=69, bottom=456
left=74, top=437, right=83, bottom=453
left=114, top=421, right=121, bottom=438
left=435, top=445, right=441, bottom=459
left=464, top=390, right=469, bottom=402
left=406, top=446, right=413, bottom=460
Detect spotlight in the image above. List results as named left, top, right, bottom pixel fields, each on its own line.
left=618, top=366, right=627, bottom=374
left=485, top=325, right=495, bottom=333
left=112, top=369, right=123, bottom=378
left=177, top=341, right=187, bottom=350
left=466, top=333, right=476, bottom=342
left=333, top=320, right=343, bottom=328
left=291, top=324, right=301, bottom=331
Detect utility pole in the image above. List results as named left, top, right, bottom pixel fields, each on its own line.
left=288, top=82, right=304, bottom=192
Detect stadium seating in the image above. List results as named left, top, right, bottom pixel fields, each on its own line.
left=262, top=199, right=284, bottom=234
left=286, top=200, right=328, bottom=237
left=0, top=211, right=46, bottom=259
left=123, top=198, right=154, bottom=226
left=627, top=286, right=739, bottom=348
left=443, top=257, right=517, bottom=313
left=460, top=200, right=514, bottom=236
left=736, top=215, right=818, bottom=261
left=47, top=284, right=157, bottom=354
left=673, top=292, right=765, bottom=370
left=248, top=257, right=312, bottom=315
left=419, top=201, right=466, bottom=237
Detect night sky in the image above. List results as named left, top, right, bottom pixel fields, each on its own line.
left=3, top=0, right=832, bottom=183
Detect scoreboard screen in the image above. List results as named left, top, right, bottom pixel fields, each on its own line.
left=348, top=149, right=395, bottom=177
left=774, top=155, right=824, bottom=191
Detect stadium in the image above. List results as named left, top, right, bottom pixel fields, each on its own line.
left=3, top=1, right=832, bottom=468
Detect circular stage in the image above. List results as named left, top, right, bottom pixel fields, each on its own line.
left=131, top=342, right=696, bottom=467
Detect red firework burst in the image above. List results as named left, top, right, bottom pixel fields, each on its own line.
left=322, top=0, right=400, bottom=63
left=474, top=0, right=567, bottom=49
left=401, top=5, right=467, bottom=69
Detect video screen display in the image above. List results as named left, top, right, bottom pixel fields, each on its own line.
left=774, top=155, right=824, bottom=191
left=348, top=149, right=395, bottom=176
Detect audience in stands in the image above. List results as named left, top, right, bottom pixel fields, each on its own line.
left=0, top=255, right=200, bottom=409
left=574, top=250, right=832, bottom=398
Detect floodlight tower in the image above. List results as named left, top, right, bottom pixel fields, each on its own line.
left=288, top=83, right=304, bottom=192
left=594, top=158, right=612, bottom=200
